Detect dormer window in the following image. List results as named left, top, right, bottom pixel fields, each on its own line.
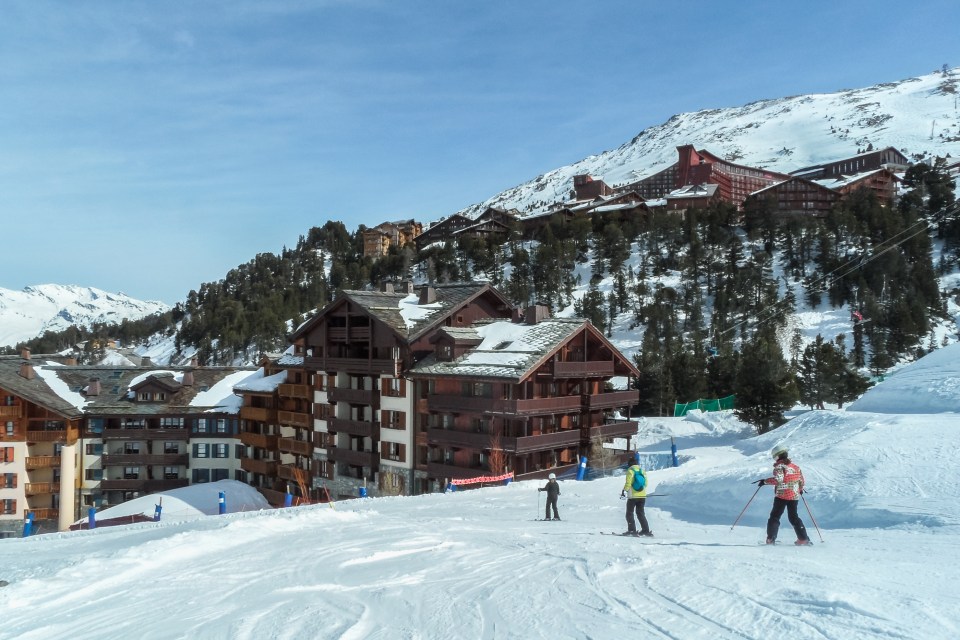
left=439, top=345, right=452, bottom=361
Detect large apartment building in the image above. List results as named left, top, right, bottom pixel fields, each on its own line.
left=235, top=282, right=640, bottom=504
left=0, top=352, right=254, bottom=537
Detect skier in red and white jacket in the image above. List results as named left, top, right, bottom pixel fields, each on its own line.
left=756, top=446, right=811, bottom=545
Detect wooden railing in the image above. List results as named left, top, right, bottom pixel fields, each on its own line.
left=582, top=390, right=639, bottom=410
left=278, top=383, right=312, bottom=399
left=240, top=406, right=276, bottom=423
left=278, top=410, right=311, bottom=429
left=25, top=456, right=61, bottom=470
left=304, top=356, right=397, bottom=375
left=100, top=479, right=146, bottom=491
left=26, top=508, right=59, bottom=520
left=24, top=482, right=60, bottom=495
left=25, top=429, right=66, bottom=442
left=587, top=420, right=638, bottom=440
left=101, top=428, right=189, bottom=441
left=327, top=418, right=380, bottom=440
left=101, top=453, right=189, bottom=466
left=240, top=458, right=279, bottom=476
left=277, top=464, right=311, bottom=482
left=0, top=405, right=22, bottom=418
left=553, top=360, right=615, bottom=378
left=327, top=448, right=378, bottom=468
left=239, top=432, right=279, bottom=450
left=329, top=387, right=378, bottom=405
left=278, top=437, right=313, bottom=456
left=327, top=327, right=371, bottom=341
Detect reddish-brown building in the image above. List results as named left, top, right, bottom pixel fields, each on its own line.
left=790, top=146, right=910, bottom=180
left=362, top=219, right=422, bottom=258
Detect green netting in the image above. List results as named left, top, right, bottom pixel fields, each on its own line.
left=673, top=395, right=735, bottom=417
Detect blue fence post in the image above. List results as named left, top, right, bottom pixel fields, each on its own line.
left=22, top=512, right=34, bottom=537
left=88, top=507, right=97, bottom=529
left=284, top=492, right=293, bottom=507
left=154, top=500, right=163, bottom=522
left=358, top=486, right=367, bottom=498
left=218, top=491, right=226, bottom=515
left=576, top=456, right=588, bottom=481
left=671, top=437, right=679, bottom=467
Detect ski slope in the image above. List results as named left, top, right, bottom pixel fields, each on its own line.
left=2, top=346, right=960, bottom=639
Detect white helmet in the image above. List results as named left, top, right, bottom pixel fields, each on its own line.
left=548, top=473, right=556, bottom=480
left=771, top=445, right=788, bottom=459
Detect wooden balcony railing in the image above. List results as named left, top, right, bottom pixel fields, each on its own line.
left=144, top=478, right=189, bottom=492
left=101, top=428, right=190, bottom=441
left=25, top=456, right=61, bottom=470
left=327, top=448, right=378, bottom=468
left=304, top=356, right=397, bottom=375
left=427, top=429, right=495, bottom=450
left=511, top=429, right=583, bottom=453
left=313, top=431, right=334, bottom=449
left=278, top=383, right=311, bottom=399
left=553, top=360, right=615, bottom=378
left=240, top=458, right=279, bottom=476
left=327, top=418, right=380, bottom=440
left=26, top=429, right=67, bottom=442
left=426, top=428, right=581, bottom=453
left=278, top=437, right=313, bottom=456
left=582, top=390, right=639, bottom=410
left=426, top=461, right=487, bottom=480
left=100, top=479, right=146, bottom=491
left=329, top=387, right=378, bottom=405
left=24, top=482, right=60, bottom=495
left=239, top=431, right=279, bottom=450
left=277, top=463, right=311, bottom=482
left=278, top=410, right=311, bottom=429
left=427, top=394, right=582, bottom=416
left=0, top=405, right=22, bottom=418
left=587, top=420, right=638, bottom=440
left=240, top=406, right=277, bottom=423
left=26, top=508, right=59, bottom=520
left=101, top=453, right=189, bottom=466
left=327, top=326, right=371, bottom=342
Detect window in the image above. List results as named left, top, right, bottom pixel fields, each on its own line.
left=2, top=473, right=16, bottom=489
left=235, top=444, right=245, bottom=459
left=1, top=499, right=16, bottom=515
left=383, top=441, right=405, bottom=462
left=213, top=443, right=228, bottom=459
left=192, top=468, right=210, bottom=483
left=124, top=442, right=141, bottom=454
left=3, top=396, right=13, bottom=406
left=85, top=443, right=104, bottom=456
left=442, top=414, right=454, bottom=429
left=164, top=442, right=179, bottom=454
left=1, top=447, right=13, bottom=463
left=438, top=345, right=452, bottom=360
left=463, top=382, right=492, bottom=398
left=215, top=419, right=228, bottom=434
left=382, top=410, right=406, bottom=430
left=87, top=418, right=104, bottom=434
left=123, top=467, right=140, bottom=480
left=384, top=377, right=405, bottom=397
left=4, top=422, right=13, bottom=437
left=194, top=418, right=209, bottom=434
left=85, top=468, right=103, bottom=481
left=160, top=417, right=183, bottom=428
left=121, top=418, right=145, bottom=429
left=194, top=443, right=209, bottom=458
left=163, top=466, right=179, bottom=480
left=212, top=468, right=229, bottom=481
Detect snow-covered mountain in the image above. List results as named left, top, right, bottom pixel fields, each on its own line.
left=459, top=66, right=960, bottom=217
left=0, top=284, right=170, bottom=348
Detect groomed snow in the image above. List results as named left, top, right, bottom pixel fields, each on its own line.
left=2, top=346, right=959, bottom=638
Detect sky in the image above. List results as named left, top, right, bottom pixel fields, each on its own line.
left=2, top=343, right=960, bottom=638
left=1, top=1, right=959, bottom=305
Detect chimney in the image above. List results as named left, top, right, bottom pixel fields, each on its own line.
left=21, top=347, right=31, bottom=360
left=418, top=285, right=436, bottom=305
left=141, top=356, right=152, bottom=367
left=525, top=303, right=551, bottom=325
left=190, top=357, right=199, bottom=367
left=65, top=357, right=78, bottom=366
left=19, top=362, right=35, bottom=380
left=182, top=370, right=194, bottom=387
left=87, top=377, right=101, bottom=396
left=381, top=280, right=395, bottom=293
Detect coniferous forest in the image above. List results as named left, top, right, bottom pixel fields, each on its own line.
left=9, top=162, right=960, bottom=431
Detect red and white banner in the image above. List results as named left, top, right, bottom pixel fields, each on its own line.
left=449, top=471, right=514, bottom=486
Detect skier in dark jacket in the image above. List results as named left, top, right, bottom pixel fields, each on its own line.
left=539, top=473, right=561, bottom=520
left=757, top=445, right=811, bottom=545
left=621, top=454, right=652, bottom=536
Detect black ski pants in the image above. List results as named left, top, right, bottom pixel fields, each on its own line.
left=767, top=497, right=809, bottom=542
left=545, top=496, right=559, bottom=519
left=625, top=497, right=649, bottom=533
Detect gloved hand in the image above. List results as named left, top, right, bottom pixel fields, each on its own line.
left=754, top=479, right=766, bottom=486
left=538, top=488, right=543, bottom=492
left=620, top=490, right=626, bottom=498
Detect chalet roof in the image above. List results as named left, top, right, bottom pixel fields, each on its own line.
left=410, top=318, right=603, bottom=382
left=812, top=168, right=897, bottom=190
left=0, top=358, right=257, bottom=417
left=431, top=326, right=483, bottom=345
left=293, top=283, right=512, bottom=343
left=666, top=183, right=719, bottom=199
left=790, top=146, right=908, bottom=176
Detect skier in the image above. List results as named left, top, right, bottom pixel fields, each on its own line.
left=755, top=445, right=811, bottom=545
left=539, top=473, right=561, bottom=520
left=620, top=454, right=653, bottom=536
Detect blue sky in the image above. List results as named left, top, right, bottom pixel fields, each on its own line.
left=1, top=1, right=958, bottom=305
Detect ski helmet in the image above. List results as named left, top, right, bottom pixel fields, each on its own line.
left=548, top=473, right=556, bottom=480
left=771, top=445, right=788, bottom=459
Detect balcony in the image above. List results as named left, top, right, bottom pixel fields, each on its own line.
left=588, top=420, right=638, bottom=440
left=100, top=479, right=146, bottom=491
left=25, top=456, right=61, bottom=470
left=329, top=387, right=378, bottom=406
left=327, top=418, right=380, bottom=440
left=305, top=356, right=397, bottom=376
left=240, top=406, right=277, bottom=423
left=327, top=448, right=378, bottom=468
left=101, top=453, right=189, bottom=466
left=511, top=430, right=582, bottom=454
left=101, top=428, right=190, bottom=441
left=278, top=437, right=313, bottom=456
left=313, top=431, right=334, bottom=449
left=239, top=431, right=279, bottom=450
left=24, top=482, right=60, bottom=495
left=427, top=394, right=582, bottom=416
left=277, top=463, right=311, bottom=483
left=327, top=326, right=371, bottom=342
left=426, top=461, right=486, bottom=480
left=241, top=458, right=279, bottom=476
left=553, top=360, right=615, bottom=378
left=0, top=405, right=22, bottom=418
left=278, top=410, right=311, bottom=429
left=26, top=429, right=67, bottom=442
left=583, top=390, right=640, bottom=410
left=427, top=428, right=495, bottom=450
left=144, top=478, right=189, bottom=493
left=278, top=383, right=311, bottom=399
left=26, top=508, right=59, bottom=520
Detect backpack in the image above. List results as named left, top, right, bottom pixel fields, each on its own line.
left=631, top=468, right=646, bottom=491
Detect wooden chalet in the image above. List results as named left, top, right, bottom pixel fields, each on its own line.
left=790, top=147, right=910, bottom=180
left=414, top=213, right=473, bottom=250
left=361, top=219, right=422, bottom=259
left=408, top=309, right=640, bottom=483
left=746, top=177, right=841, bottom=218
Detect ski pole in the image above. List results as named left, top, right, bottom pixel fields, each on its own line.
left=801, top=494, right=824, bottom=542
left=731, top=484, right=763, bottom=530
left=537, top=489, right=541, bottom=520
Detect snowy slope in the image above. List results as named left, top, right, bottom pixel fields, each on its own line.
left=0, top=284, right=169, bottom=348
left=460, top=67, right=960, bottom=217
left=1, top=347, right=959, bottom=639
